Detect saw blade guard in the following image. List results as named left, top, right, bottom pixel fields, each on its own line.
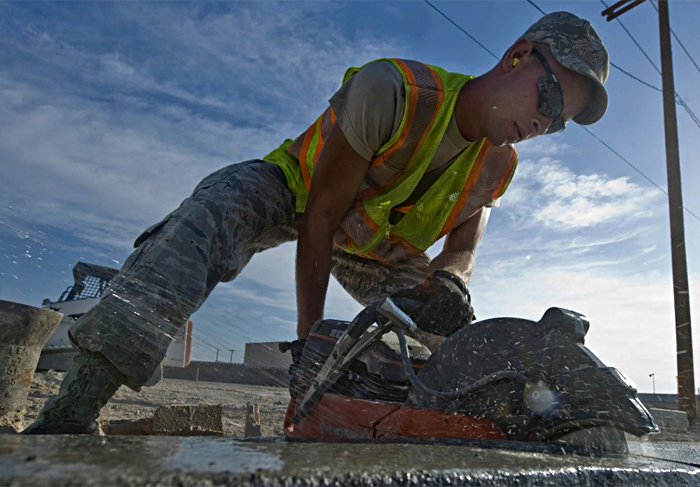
left=406, top=307, right=658, bottom=441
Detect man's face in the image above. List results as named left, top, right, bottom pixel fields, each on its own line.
left=486, top=40, right=593, bottom=146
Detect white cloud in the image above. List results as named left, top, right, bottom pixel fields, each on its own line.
left=3, top=2, right=395, bottom=121
left=501, top=158, right=662, bottom=229
left=0, top=2, right=398, bottom=254
left=515, top=135, right=575, bottom=158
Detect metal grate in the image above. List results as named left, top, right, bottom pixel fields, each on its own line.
left=58, top=276, right=112, bottom=302
left=77, top=276, right=108, bottom=299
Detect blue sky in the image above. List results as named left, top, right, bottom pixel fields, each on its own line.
left=1, top=0, right=699, bottom=394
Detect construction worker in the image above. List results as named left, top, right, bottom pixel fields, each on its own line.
left=24, top=11, right=609, bottom=434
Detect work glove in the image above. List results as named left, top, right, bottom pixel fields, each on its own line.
left=390, top=270, right=474, bottom=337
left=279, top=339, right=307, bottom=400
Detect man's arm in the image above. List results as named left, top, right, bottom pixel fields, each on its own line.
left=427, top=207, right=492, bottom=285
left=296, top=122, right=370, bottom=339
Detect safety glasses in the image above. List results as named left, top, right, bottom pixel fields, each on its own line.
left=532, top=49, right=566, bottom=134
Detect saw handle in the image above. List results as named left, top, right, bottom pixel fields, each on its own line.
left=346, top=304, right=378, bottom=340
left=292, top=304, right=379, bottom=424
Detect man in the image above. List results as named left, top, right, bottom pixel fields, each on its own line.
left=24, top=11, right=609, bottom=434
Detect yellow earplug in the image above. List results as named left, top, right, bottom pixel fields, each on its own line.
left=512, top=58, right=520, bottom=67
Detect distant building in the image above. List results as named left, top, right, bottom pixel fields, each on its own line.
left=243, top=342, right=293, bottom=369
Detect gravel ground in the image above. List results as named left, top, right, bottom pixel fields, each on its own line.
left=23, top=371, right=291, bottom=437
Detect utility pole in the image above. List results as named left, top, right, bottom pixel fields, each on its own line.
left=215, top=348, right=219, bottom=363
left=603, top=0, right=696, bottom=424
left=658, top=0, right=696, bottom=424
left=229, top=349, right=236, bottom=363
left=649, top=373, right=656, bottom=395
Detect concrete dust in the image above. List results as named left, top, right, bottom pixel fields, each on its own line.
left=23, top=371, right=290, bottom=437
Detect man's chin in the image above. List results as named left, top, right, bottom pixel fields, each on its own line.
left=485, top=133, right=509, bottom=147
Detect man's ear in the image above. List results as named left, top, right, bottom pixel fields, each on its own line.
left=503, top=38, right=535, bottom=73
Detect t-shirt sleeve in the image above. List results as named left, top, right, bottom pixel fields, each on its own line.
left=329, top=61, right=405, bottom=161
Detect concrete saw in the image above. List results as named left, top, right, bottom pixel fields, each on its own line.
left=284, top=298, right=658, bottom=453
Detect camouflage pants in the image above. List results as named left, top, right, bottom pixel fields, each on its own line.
left=70, top=160, right=431, bottom=390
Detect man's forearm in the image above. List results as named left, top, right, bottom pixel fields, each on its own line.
left=426, top=249, right=476, bottom=285
left=286, top=120, right=370, bottom=339
left=427, top=207, right=488, bottom=285
left=295, top=225, right=333, bottom=339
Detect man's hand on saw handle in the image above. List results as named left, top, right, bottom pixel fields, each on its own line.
left=390, top=270, right=475, bottom=337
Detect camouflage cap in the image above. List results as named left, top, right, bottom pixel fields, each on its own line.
left=520, top=11, right=610, bottom=125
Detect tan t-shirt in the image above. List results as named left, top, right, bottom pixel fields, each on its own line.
left=328, top=60, right=499, bottom=207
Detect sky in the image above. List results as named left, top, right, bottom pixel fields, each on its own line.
left=1, top=0, right=699, bottom=394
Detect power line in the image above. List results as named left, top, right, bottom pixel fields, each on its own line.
left=610, top=62, right=663, bottom=93
left=598, top=0, right=700, bottom=132
left=528, top=0, right=665, bottom=93
left=600, top=0, right=662, bottom=75
left=192, top=334, right=219, bottom=351
left=422, top=0, right=700, bottom=225
left=192, top=335, right=224, bottom=361
left=423, top=0, right=499, bottom=60
left=644, top=1, right=700, bottom=130
left=528, top=0, right=700, bottom=130
left=581, top=126, right=700, bottom=222
left=678, top=97, right=700, bottom=128
left=648, top=0, right=700, bottom=78
left=526, top=0, right=547, bottom=16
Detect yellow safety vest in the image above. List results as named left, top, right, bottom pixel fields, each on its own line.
left=265, top=58, right=518, bottom=262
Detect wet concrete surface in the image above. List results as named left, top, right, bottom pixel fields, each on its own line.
left=628, top=440, right=700, bottom=467
left=1, top=435, right=699, bottom=486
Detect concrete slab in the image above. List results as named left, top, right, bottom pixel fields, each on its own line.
left=151, top=404, right=223, bottom=436
left=0, top=435, right=698, bottom=487
left=629, top=440, right=700, bottom=467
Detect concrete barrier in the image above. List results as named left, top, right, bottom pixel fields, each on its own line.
left=638, top=393, right=700, bottom=411
left=0, top=300, right=62, bottom=431
left=164, top=361, right=289, bottom=387
left=649, top=407, right=689, bottom=432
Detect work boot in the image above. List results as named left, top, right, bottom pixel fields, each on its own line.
left=22, top=351, right=125, bottom=434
